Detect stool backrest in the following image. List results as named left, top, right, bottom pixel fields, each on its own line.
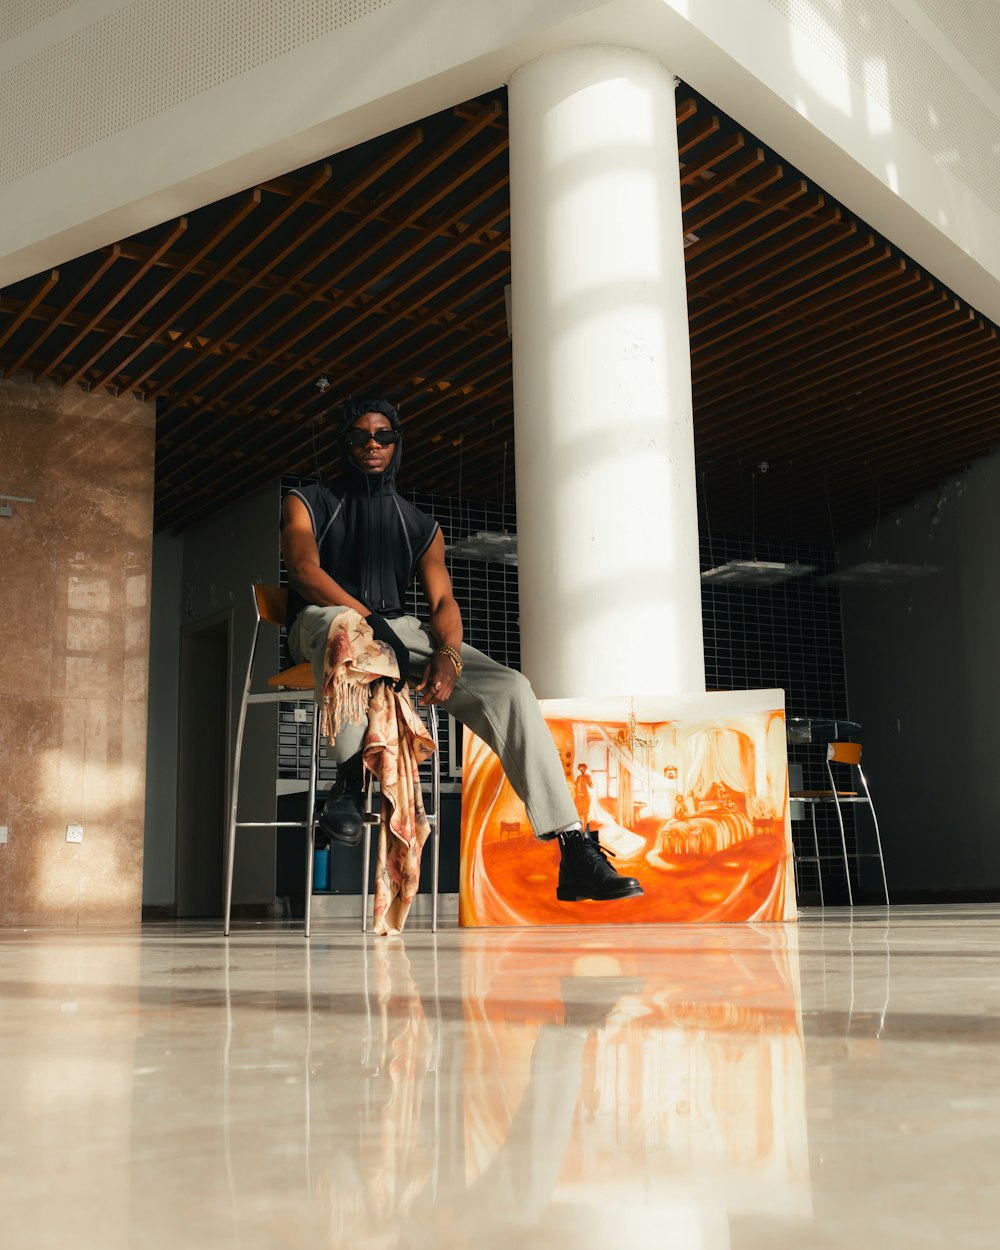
left=828, top=741, right=862, bottom=766
left=253, top=584, right=288, bottom=626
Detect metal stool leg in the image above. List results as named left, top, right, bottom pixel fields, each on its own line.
left=858, top=765, right=890, bottom=906
left=809, top=803, right=825, bottom=907
left=430, top=706, right=440, bottom=933
left=826, top=759, right=854, bottom=906
left=361, top=770, right=376, bottom=933
left=224, top=618, right=259, bottom=937
left=303, top=699, right=320, bottom=939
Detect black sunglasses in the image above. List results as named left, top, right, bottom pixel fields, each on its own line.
left=345, top=428, right=399, bottom=447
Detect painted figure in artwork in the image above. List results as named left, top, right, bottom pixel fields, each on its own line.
left=280, top=397, right=643, bottom=903
left=573, top=762, right=594, bottom=826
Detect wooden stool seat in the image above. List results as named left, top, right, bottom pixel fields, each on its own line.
left=268, top=662, right=313, bottom=690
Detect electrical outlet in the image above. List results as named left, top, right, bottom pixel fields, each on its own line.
left=293, top=708, right=308, bottom=723
left=0, top=825, right=8, bottom=845
left=66, top=824, right=84, bottom=844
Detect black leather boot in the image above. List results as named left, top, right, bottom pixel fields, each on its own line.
left=316, top=752, right=367, bottom=847
left=556, top=827, right=644, bottom=902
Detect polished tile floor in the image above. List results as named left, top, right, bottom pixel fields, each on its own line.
left=1, top=906, right=999, bottom=1249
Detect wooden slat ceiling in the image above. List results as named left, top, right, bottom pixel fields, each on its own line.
left=2, top=87, right=999, bottom=541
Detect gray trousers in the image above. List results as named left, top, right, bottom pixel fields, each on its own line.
left=288, top=606, right=579, bottom=839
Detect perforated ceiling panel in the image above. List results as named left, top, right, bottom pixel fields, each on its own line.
left=768, top=0, right=1000, bottom=215
left=0, top=0, right=78, bottom=44
left=0, top=0, right=400, bottom=186
left=916, top=0, right=1000, bottom=97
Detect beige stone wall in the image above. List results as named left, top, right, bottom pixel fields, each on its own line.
left=0, top=376, right=154, bottom=926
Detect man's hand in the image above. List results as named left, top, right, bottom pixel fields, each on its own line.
left=416, top=530, right=464, bottom=706
left=417, top=652, right=459, bottom=705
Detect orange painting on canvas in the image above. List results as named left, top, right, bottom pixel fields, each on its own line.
left=460, top=695, right=795, bottom=926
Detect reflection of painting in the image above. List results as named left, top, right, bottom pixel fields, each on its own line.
left=461, top=928, right=810, bottom=1233
left=460, top=690, right=795, bottom=926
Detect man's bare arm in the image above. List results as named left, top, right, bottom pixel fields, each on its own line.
left=281, top=494, right=369, bottom=616
left=415, top=530, right=463, bottom=703
left=418, top=530, right=463, bottom=649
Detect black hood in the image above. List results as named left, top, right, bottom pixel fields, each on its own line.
left=337, top=396, right=402, bottom=493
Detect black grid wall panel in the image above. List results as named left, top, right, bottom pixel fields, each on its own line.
left=700, top=532, right=855, bottom=895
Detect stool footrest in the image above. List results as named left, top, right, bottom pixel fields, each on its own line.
left=235, top=820, right=308, bottom=828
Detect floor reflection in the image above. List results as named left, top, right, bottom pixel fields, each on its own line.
left=6, top=911, right=1000, bottom=1247
left=238, top=928, right=812, bottom=1248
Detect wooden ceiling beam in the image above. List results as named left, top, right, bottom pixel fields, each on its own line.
left=680, top=165, right=788, bottom=241
left=321, top=221, right=510, bottom=368
left=151, top=276, right=505, bottom=460
left=155, top=186, right=510, bottom=471
left=233, top=182, right=507, bottom=412
left=683, top=185, right=822, bottom=275
left=0, top=294, right=191, bottom=374
left=86, top=193, right=262, bottom=393
left=212, top=235, right=511, bottom=456
left=141, top=128, right=425, bottom=398
left=692, top=245, right=896, bottom=360
left=703, top=360, right=1000, bottom=479
left=190, top=273, right=512, bottom=445
left=697, top=317, right=994, bottom=453
left=38, top=220, right=187, bottom=385
left=173, top=161, right=510, bottom=424
left=163, top=338, right=515, bottom=512
left=0, top=270, right=59, bottom=354
left=691, top=233, right=882, bottom=337
left=695, top=277, right=940, bottom=412
left=700, top=316, right=984, bottom=442
left=172, top=317, right=512, bottom=497
left=678, top=132, right=746, bottom=186
left=677, top=113, right=720, bottom=159
left=157, top=118, right=506, bottom=415
left=695, top=275, right=940, bottom=405
left=299, top=269, right=511, bottom=403
left=676, top=97, right=699, bottom=126
left=687, top=206, right=848, bottom=298
left=257, top=100, right=505, bottom=207
left=4, top=252, right=119, bottom=377
left=778, top=406, right=1000, bottom=491
left=110, top=168, right=335, bottom=362
left=681, top=148, right=766, bottom=214
left=170, top=346, right=516, bottom=520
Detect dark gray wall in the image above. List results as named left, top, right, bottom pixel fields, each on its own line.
left=143, top=480, right=281, bottom=911
left=839, top=451, right=1000, bottom=897
left=182, top=480, right=281, bottom=905
left=142, top=531, right=183, bottom=907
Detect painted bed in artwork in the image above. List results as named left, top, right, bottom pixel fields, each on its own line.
left=459, top=689, right=795, bottom=926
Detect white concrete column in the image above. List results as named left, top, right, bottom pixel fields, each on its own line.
left=509, top=45, right=705, bottom=700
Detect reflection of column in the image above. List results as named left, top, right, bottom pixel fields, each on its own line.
left=509, top=47, right=705, bottom=700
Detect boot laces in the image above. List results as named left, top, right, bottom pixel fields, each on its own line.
left=581, top=833, right=615, bottom=863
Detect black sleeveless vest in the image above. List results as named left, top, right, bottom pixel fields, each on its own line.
left=283, top=475, right=439, bottom=630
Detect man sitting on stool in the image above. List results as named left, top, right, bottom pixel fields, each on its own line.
left=281, top=396, right=642, bottom=903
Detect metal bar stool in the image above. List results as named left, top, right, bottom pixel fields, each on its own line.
left=790, top=741, right=889, bottom=906
left=223, top=584, right=441, bottom=938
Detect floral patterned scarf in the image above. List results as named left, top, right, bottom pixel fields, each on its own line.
left=321, top=611, right=436, bottom=935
